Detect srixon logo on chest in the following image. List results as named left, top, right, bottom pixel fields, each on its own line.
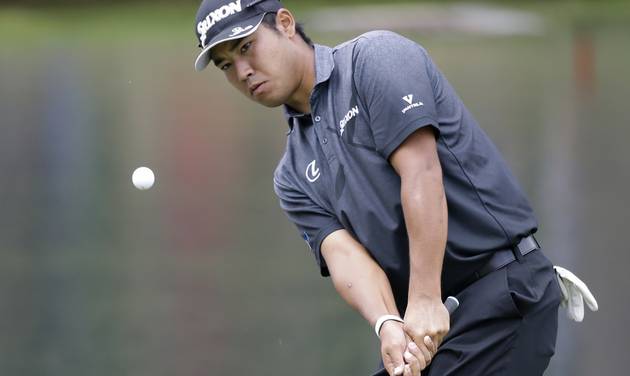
left=339, top=106, right=359, bottom=136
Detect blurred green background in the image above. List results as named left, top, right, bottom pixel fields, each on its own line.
left=0, top=0, right=628, bottom=375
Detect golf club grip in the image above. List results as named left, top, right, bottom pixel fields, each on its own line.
left=370, top=296, right=459, bottom=376
left=444, top=296, right=459, bottom=315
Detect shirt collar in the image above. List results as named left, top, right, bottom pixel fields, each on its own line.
left=313, top=43, right=335, bottom=87
left=282, top=44, right=335, bottom=129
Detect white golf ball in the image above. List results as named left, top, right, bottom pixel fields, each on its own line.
left=132, top=167, right=155, bottom=190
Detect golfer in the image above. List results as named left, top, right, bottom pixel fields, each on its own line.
left=192, top=1, right=567, bottom=375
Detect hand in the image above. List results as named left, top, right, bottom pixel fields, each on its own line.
left=403, top=296, right=450, bottom=366
left=379, top=321, right=426, bottom=376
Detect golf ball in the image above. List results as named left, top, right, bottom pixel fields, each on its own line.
left=132, top=167, right=155, bottom=190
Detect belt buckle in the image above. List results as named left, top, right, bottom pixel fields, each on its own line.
left=531, top=235, right=541, bottom=250
left=515, top=234, right=539, bottom=258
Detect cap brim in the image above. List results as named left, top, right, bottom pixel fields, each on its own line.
left=194, top=13, right=266, bottom=72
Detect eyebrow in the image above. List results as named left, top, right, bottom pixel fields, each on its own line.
left=212, top=38, right=245, bottom=67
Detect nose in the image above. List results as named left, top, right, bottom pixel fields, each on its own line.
left=234, top=59, right=253, bottom=82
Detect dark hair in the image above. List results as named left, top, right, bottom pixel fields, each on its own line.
left=261, top=12, right=314, bottom=48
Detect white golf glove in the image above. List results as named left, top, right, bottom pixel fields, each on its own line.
left=553, top=266, right=599, bottom=322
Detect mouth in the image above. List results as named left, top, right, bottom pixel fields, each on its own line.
left=249, top=81, right=267, bottom=97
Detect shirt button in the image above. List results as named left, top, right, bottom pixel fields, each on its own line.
left=314, top=115, right=321, bottom=122
left=322, top=137, right=328, bottom=144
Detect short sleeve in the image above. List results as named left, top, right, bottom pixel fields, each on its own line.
left=353, top=32, right=440, bottom=159
left=274, top=177, right=344, bottom=277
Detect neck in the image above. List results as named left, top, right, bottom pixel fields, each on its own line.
left=285, top=45, right=315, bottom=115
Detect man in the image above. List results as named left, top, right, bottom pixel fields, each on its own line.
left=192, top=1, right=595, bottom=375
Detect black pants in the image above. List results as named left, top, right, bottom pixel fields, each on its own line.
left=377, top=249, right=562, bottom=376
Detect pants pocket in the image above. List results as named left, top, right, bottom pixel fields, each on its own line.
left=506, top=250, right=559, bottom=317
left=455, top=266, right=523, bottom=323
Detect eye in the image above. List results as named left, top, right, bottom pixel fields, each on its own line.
left=240, top=41, right=252, bottom=54
left=220, top=63, right=232, bottom=71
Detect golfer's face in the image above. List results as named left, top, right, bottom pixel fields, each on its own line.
left=210, top=26, right=296, bottom=108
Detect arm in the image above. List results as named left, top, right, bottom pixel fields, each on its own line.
left=350, top=32, right=448, bottom=371
left=321, top=229, right=427, bottom=375
left=390, top=126, right=447, bottom=304
left=389, top=127, right=450, bottom=348
left=321, top=229, right=400, bottom=329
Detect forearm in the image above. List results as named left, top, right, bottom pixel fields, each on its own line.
left=333, top=259, right=400, bottom=327
left=400, top=169, right=448, bottom=303
left=322, top=230, right=400, bottom=327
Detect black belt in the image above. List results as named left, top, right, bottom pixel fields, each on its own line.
left=474, top=234, right=540, bottom=279
left=450, top=235, right=541, bottom=295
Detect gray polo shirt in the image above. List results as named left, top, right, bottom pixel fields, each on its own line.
left=273, top=31, right=537, bottom=312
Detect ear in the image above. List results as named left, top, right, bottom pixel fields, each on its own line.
left=275, top=8, right=296, bottom=38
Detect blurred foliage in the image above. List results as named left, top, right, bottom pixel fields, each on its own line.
left=1, top=0, right=629, bottom=47
left=2, top=0, right=630, bottom=9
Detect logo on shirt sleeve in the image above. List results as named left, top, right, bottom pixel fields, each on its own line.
left=302, top=232, right=312, bottom=249
left=401, top=94, right=424, bottom=114
left=305, top=160, right=321, bottom=183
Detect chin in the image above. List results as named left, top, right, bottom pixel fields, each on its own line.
left=260, top=100, right=284, bottom=108
left=254, top=94, right=286, bottom=108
